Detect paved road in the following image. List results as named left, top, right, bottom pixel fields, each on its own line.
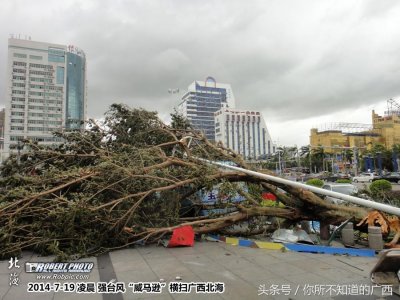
left=2, top=240, right=398, bottom=300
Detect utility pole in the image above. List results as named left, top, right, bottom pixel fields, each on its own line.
left=17, top=140, right=21, bottom=166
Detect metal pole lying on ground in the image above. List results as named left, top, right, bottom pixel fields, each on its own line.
left=197, top=158, right=400, bottom=217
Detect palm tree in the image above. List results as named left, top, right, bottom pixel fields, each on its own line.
left=299, top=145, right=310, bottom=157
left=343, top=149, right=353, bottom=164
left=392, top=144, right=400, bottom=171
left=339, top=149, right=353, bottom=173
left=276, top=146, right=300, bottom=170
left=311, top=146, right=325, bottom=172
left=370, top=144, right=390, bottom=172
left=300, top=145, right=311, bottom=173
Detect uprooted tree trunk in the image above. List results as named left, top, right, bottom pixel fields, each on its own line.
left=0, top=104, right=372, bottom=259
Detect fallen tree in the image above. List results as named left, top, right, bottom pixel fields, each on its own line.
left=0, top=104, right=389, bottom=259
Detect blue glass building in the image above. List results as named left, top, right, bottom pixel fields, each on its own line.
left=179, top=77, right=235, bottom=141
left=66, top=52, right=86, bottom=129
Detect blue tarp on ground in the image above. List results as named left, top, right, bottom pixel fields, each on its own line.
left=284, top=243, right=376, bottom=257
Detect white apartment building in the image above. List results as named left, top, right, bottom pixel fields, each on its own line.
left=178, top=76, right=235, bottom=141
left=2, top=38, right=87, bottom=160
left=215, top=108, right=274, bottom=159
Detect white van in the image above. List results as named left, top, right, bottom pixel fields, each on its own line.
left=321, top=183, right=358, bottom=204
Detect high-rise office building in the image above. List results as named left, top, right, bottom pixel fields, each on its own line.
left=2, top=38, right=87, bottom=160
left=178, top=77, right=235, bottom=141
left=214, top=108, right=274, bottom=159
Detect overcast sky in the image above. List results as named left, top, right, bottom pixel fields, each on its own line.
left=1, top=0, right=400, bottom=146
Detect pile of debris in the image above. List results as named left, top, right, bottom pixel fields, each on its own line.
left=0, top=104, right=397, bottom=259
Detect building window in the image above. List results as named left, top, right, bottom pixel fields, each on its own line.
left=257, top=123, right=261, bottom=156
left=252, top=122, right=256, bottom=159
left=11, top=111, right=25, bottom=116
left=242, top=122, right=246, bottom=156
left=247, top=123, right=251, bottom=158
left=30, top=77, right=52, bottom=83
left=237, top=122, right=240, bottom=154
left=29, top=55, right=43, bottom=60
left=10, top=136, right=25, bottom=141
left=56, top=66, right=65, bottom=84
left=13, top=68, right=26, bottom=74
left=231, top=121, right=235, bottom=151
left=49, top=48, right=65, bottom=63
left=28, top=105, right=45, bottom=110
left=30, top=63, right=52, bottom=69
left=11, top=104, right=25, bottom=109
left=28, top=127, right=45, bottom=132
left=11, top=126, right=24, bottom=131
left=13, top=53, right=27, bottom=58
left=29, top=70, right=52, bottom=76
left=226, top=121, right=230, bottom=147
left=29, top=91, right=44, bottom=96
left=12, top=90, right=25, bottom=95
left=29, top=112, right=44, bottom=117
left=13, top=75, right=26, bottom=80
left=13, top=61, right=27, bottom=67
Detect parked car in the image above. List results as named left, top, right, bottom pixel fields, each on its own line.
left=372, top=172, right=400, bottom=184
left=299, top=172, right=328, bottom=182
left=352, top=173, right=377, bottom=183
left=321, top=183, right=358, bottom=204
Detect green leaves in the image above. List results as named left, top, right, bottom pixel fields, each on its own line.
left=305, top=178, right=324, bottom=188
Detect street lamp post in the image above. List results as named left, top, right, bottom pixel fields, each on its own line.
left=278, top=150, right=282, bottom=175
left=353, top=147, right=358, bottom=176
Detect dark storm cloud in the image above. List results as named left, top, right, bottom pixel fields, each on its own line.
left=1, top=0, right=400, bottom=125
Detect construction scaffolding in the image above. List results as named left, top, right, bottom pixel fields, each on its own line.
left=384, top=98, right=400, bottom=117
left=316, top=122, right=373, bottom=134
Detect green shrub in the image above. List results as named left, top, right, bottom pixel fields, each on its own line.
left=369, top=179, right=392, bottom=198
left=336, top=179, right=351, bottom=184
left=306, top=178, right=324, bottom=188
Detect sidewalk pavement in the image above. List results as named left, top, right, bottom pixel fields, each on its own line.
left=1, top=240, right=398, bottom=300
